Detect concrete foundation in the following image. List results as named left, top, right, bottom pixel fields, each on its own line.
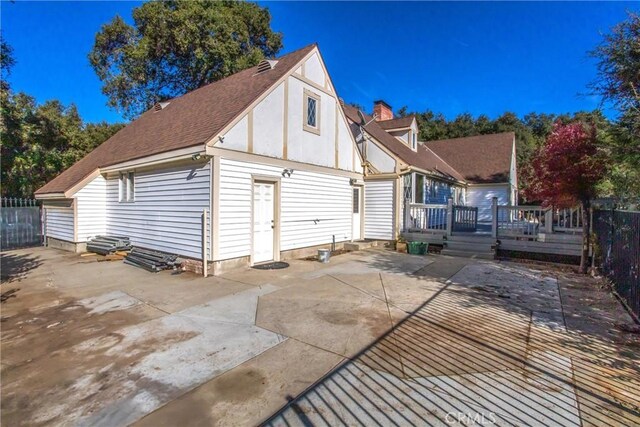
left=46, top=237, right=86, bottom=253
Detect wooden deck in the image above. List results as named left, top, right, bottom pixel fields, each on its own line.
left=403, top=199, right=585, bottom=259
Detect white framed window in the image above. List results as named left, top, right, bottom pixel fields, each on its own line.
left=412, top=132, right=417, bottom=150
left=303, top=89, right=321, bottom=135
left=119, top=171, right=135, bottom=202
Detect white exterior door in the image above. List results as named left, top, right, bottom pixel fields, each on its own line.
left=253, top=182, right=275, bottom=263
left=352, top=187, right=362, bottom=240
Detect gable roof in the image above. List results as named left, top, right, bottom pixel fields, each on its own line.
left=376, top=115, right=416, bottom=130
left=342, top=105, right=465, bottom=182
left=36, top=44, right=317, bottom=196
left=425, top=132, right=515, bottom=184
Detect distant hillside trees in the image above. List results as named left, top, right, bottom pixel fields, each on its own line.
left=1, top=36, right=124, bottom=198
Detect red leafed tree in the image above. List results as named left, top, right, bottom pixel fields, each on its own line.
left=524, top=122, right=607, bottom=273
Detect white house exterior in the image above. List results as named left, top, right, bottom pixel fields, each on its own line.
left=343, top=101, right=518, bottom=238
left=36, top=45, right=364, bottom=274
left=36, top=44, right=518, bottom=273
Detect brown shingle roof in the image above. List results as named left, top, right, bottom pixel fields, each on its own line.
left=36, top=44, right=316, bottom=195
left=376, top=115, right=415, bottom=130
left=425, top=132, right=515, bottom=184
left=342, top=105, right=464, bottom=182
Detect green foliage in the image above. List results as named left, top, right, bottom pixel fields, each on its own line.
left=590, top=11, right=640, bottom=137
left=400, top=106, right=633, bottom=199
left=89, top=0, right=283, bottom=119
left=0, top=86, right=124, bottom=198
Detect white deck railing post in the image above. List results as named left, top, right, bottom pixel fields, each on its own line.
left=446, top=198, right=453, bottom=237
left=544, top=209, right=553, bottom=233
left=491, top=197, right=498, bottom=238
left=404, top=199, right=412, bottom=232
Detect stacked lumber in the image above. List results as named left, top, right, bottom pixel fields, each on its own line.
left=86, top=236, right=132, bottom=255
left=124, top=248, right=179, bottom=272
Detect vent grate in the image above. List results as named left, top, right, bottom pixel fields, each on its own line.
left=256, top=59, right=278, bottom=73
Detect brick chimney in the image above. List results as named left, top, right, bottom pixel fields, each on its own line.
left=373, top=100, right=393, bottom=121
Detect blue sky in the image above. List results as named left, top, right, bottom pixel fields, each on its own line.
left=2, top=1, right=636, bottom=124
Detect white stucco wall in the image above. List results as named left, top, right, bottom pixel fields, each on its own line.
left=304, top=53, right=326, bottom=87
left=365, top=140, right=396, bottom=173
left=253, top=83, right=285, bottom=157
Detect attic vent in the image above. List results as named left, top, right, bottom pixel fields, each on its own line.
left=153, top=101, right=170, bottom=112
left=256, top=59, right=278, bottom=73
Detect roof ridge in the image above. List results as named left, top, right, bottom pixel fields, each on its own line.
left=143, top=43, right=318, bottom=111
left=425, top=131, right=515, bottom=144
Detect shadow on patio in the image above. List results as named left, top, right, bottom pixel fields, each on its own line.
left=264, top=258, right=640, bottom=426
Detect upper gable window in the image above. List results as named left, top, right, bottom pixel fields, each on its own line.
left=303, top=89, right=321, bottom=135
left=412, top=132, right=417, bottom=150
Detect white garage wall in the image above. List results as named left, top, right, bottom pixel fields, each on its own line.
left=364, top=180, right=395, bottom=240
left=217, top=157, right=353, bottom=261
left=75, top=175, right=107, bottom=242
left=105, top=162, right=211, bottom=259
left=466, top=184, right=509, bottom=221
left=44, top=206, right=74, bottom=242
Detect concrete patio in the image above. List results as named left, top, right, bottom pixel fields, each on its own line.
left=1, top=247, right=639, bottom=426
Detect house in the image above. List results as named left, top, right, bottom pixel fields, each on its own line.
left=343, top=101, right=517, bottom=240
left=35, top=44, right=365, bottom=273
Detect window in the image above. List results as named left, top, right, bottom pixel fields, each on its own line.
left=412, top=132, right=417, bottom=150
left=303, top=89, right=321, bottom=135
left=415, top=174, right=425, bottom=203
left=119, top=172, right=135, bottom=202
left=353, top=188, right=360, bottom=214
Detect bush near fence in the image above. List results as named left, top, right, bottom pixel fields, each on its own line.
left=593, top=209, right=640, bottom=320
left=1, top=198, right=43, bottom=250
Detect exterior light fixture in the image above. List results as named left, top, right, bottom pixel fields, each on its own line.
left=282, top=168, right=294, bottom=178
left=191, top=153, right=202, bottom=161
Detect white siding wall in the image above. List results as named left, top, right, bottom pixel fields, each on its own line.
left=75, top=175, right=106, bottom=241
left=467, top=184, right=509, bottom=221
left=218, top=158, right=353, bottom=261
left=45, top=206, right=74, bottom=242
left=105, top=162, right=211, bottom=259
left=364, top=180, right=395, bottom=240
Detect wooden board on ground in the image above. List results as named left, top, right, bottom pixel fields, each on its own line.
left=80, top=253, right=98, bottom=257
left=97, top=255, right=124, bottom=262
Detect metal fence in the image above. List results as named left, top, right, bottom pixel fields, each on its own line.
left=593, top=209, right=640, bottom=319
left=1, top=198, right=43, bottom=250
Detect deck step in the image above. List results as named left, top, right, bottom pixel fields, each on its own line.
left=446, top=235, right=495, bottom=245
left=444, top=241, right=495, bottom=252
left=441, top=249, right=495, bottom=260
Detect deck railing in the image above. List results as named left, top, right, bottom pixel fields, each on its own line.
left=404, top=197, right=583, bottom=239
left=452, top=205, right=478, bottom=232
left=496, top=205, right=548, bottom=238
left=404, top=202, right=448, bottom=232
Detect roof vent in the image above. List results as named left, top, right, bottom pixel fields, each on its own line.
left=256, top=59, right=278, bottom=73
left=153, top=101, right=170, bottom=112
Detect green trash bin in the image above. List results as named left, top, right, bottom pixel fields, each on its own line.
left=407, top=242, right=428, bottom=255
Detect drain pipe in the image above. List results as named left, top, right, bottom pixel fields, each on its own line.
left=202, top=209, right=208, bottom=277
left=332, top=235, right=336, bottom=252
